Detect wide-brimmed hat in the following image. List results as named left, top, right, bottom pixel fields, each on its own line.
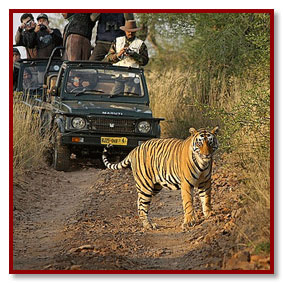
left=120, top=20, right=141, bottom=32
left=37, top=13, right=48, bottom=21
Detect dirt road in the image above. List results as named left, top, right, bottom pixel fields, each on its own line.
left=13, top=160, right=269, bottom=271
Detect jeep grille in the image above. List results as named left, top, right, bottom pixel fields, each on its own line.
left=89, top=117, right=136, bottom=134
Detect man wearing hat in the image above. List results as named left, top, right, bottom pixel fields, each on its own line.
left=33, top=13, right=63, bottom=58
left=13, top=48, right=21, bottom=63
left=105, top=20, right=149, bottom=68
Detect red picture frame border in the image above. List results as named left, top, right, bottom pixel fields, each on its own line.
left=9, top=8, right=275, bottom=275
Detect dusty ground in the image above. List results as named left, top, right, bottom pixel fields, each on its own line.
left=13, top=159, right=270, bottom=271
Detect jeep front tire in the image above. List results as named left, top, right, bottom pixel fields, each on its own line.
left=53, top=130, right=71, bottom=171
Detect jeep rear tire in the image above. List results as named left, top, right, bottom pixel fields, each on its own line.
left=53, top=130, right=71, bottom=171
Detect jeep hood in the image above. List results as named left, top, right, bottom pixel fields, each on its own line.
left=60, top=101, right=153, bottom=118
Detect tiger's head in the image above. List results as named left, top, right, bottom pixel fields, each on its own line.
left=189, top=126, right=219, bottom=161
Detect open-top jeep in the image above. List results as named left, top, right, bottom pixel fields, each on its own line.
left=14, top=56, right=163, bottom=171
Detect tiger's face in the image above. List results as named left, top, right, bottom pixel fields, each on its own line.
left=190, top=127, right=219, bottom=160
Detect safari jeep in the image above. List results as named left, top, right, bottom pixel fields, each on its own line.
left=32, top=60, right=163, bottom=171
left=13, top=57, right=62, bottom=98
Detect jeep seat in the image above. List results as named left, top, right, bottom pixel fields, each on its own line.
left=46, top=74, right=58, bottom=93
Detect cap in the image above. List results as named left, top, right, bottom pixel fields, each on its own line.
left=37, top=13, right=48, bottom=21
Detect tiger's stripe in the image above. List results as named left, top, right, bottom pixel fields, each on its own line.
left=102, top=127, right=219, bottom=230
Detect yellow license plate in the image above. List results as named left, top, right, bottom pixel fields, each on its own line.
left=101, top=137, right=128, bottom=146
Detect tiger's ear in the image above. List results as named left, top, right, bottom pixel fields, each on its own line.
left=189, top=128, right=197, bottom=136
left=211, top=126, right=219, bottom=135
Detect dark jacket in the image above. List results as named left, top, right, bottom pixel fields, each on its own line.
left=96, top=13, right=125, bottom=42
left=63, top=13, right=95, bottom=42
left=33, top=28, right=62, bottom=58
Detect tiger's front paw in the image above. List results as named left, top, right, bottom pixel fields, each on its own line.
left=182, top=216, right=196, bottom=231
left=142, top=220, right=158, bottom=230
left=203, top=209, right=212, bottom=219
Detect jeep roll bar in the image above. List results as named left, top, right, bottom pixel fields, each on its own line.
left=43, top=46, right=65, bottom=83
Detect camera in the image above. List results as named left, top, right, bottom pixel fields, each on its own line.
left=39, top=24, right=47, bottom=31
left=25, top=20, right=33, bottom=27
left=125, top=48, right=135, bottom=56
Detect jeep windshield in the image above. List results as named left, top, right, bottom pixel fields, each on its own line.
left=64, top=68, right=144, bottom=98
left=22, top=65, right=46, bottom=91
left=20, top=62, right=61, bottom=92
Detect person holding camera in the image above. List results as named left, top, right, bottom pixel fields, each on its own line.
left=33, top=14, right=63, bottom=58
left=105, top=20, right=148, bottom=68
left=15, top=13, right=37, bottom=58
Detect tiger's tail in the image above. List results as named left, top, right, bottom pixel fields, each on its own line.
left=102, top=146, right=131, bottom=170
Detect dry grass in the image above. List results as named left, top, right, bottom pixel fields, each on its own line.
left=225, top=130, right=270, bottom=250
left=146, top=69, right=255, bottom=134
left=13, top=96, right=50, bottom=183
left=146, top=69, right=219, bottom=138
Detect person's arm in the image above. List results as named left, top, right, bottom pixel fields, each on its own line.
left=22, top=30, right=37, bottom=48
left=104, top=42, right=119, bottom=63
left=15, top=22, right=27, bottom=45
left=90, top=13, right=100, bottom=22
left=104, top=41, right=126, bottom=63
left=131, top=42, right=149, bottom=66
left=15, top=28, right=23, bottom=45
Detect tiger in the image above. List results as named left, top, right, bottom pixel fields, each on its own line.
left=102, top=126, right=219, bottom=230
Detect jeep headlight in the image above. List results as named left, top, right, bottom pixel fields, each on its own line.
left=137, top=121, right=151, bottom=133
left=72, top=117, right=86, bottom=129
